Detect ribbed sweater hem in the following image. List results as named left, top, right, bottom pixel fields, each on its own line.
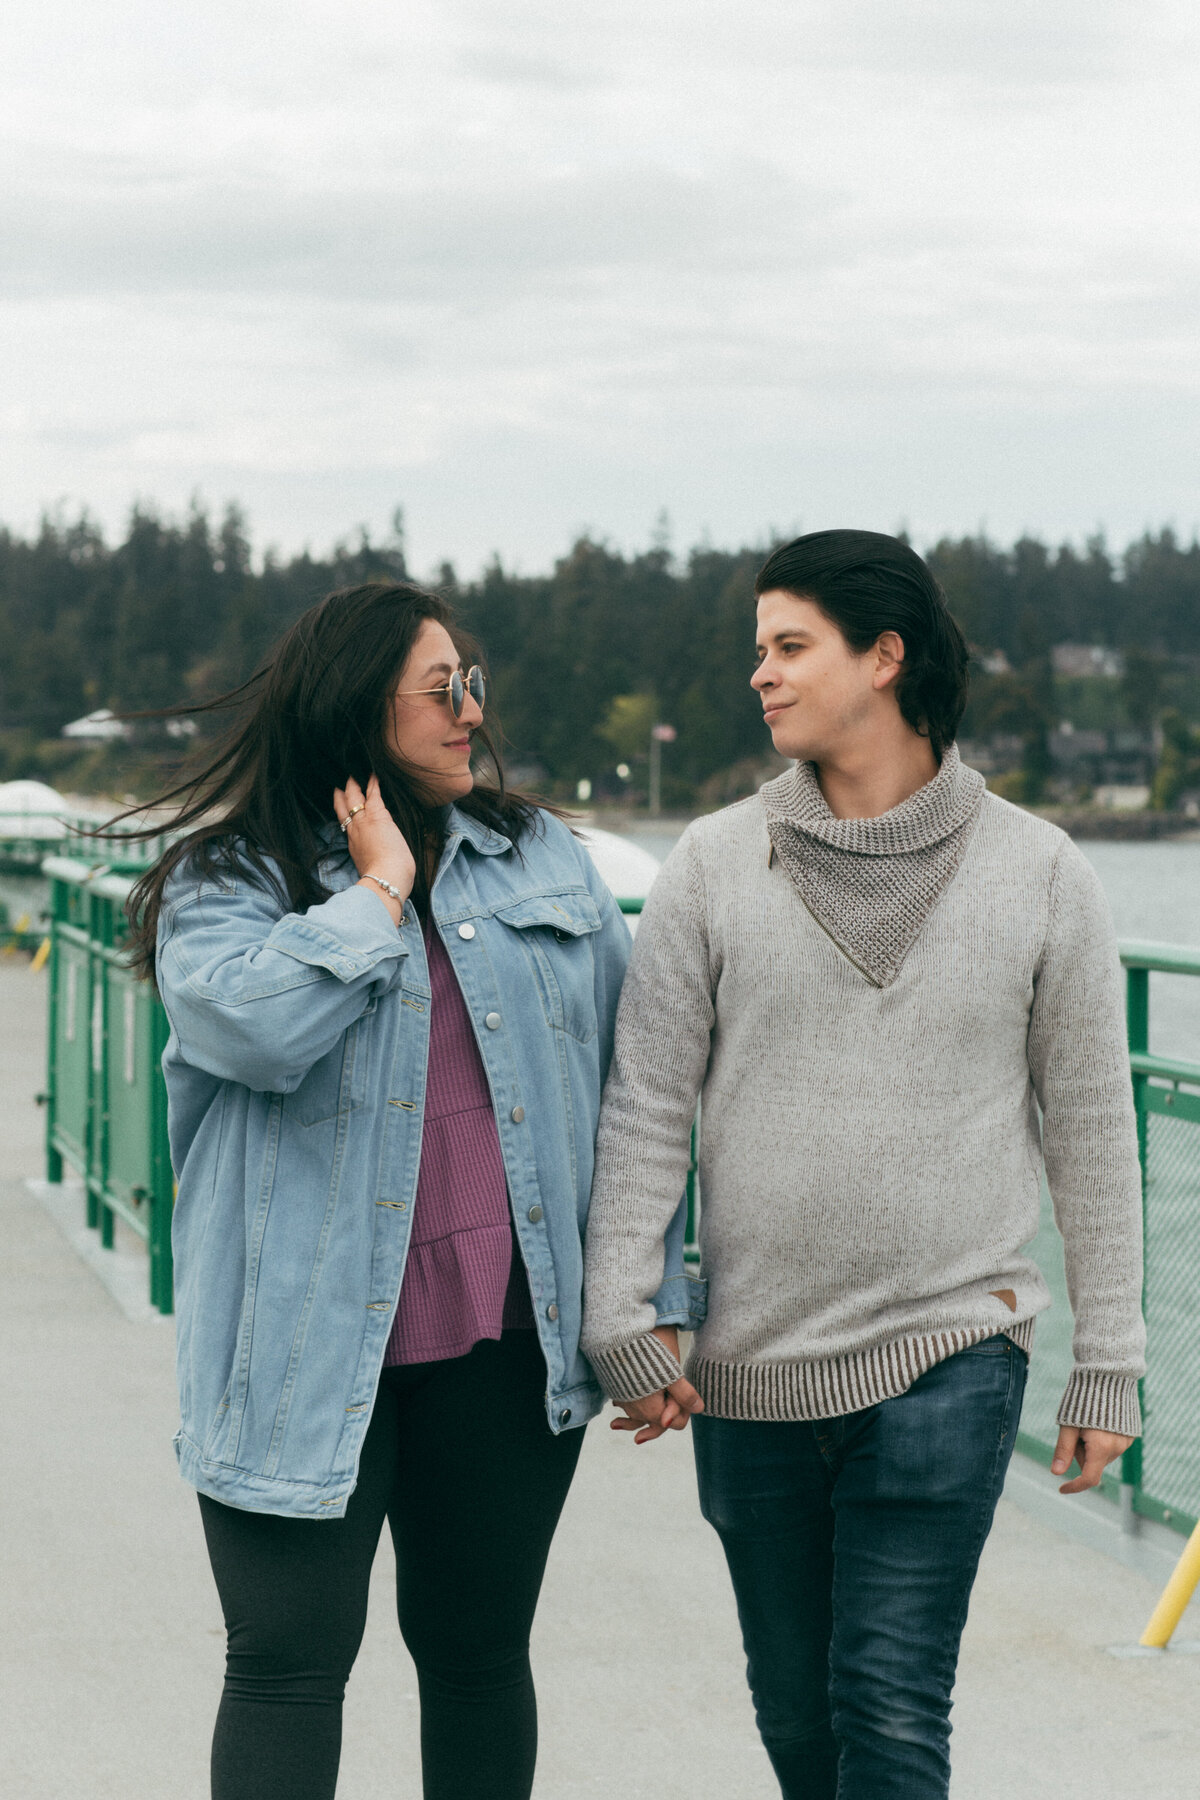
left=686, top=1318, right=1039, bottom=1421
left=590, top=1317, right=1039, bottom=1417
left=592, top=1322, right=1142, bottom=1437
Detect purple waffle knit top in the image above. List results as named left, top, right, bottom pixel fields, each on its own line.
left=385, top=919, right=533, bottom=1366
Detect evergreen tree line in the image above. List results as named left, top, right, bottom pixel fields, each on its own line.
left=1, top=504, right=1198, bottom=806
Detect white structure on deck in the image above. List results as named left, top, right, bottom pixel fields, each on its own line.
left=577, top=826, right=662, bottom=904
left=0, top=779, right=69, bottom=838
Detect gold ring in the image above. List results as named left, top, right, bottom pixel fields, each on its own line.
left=340, top=803, right=366, bottom=833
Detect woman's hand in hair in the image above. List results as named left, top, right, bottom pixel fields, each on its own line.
left=334, top=773, right=417, bottom=924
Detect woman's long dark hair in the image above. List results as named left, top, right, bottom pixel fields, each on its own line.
left=755, top=530, right=970, bottom=759
left=124, top=581, right=544, bottom=980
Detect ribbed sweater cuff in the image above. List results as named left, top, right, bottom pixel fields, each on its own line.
left=588, top=1334, right=684, bottom=1403
left=1057, top=1369, right=1142, bottom=1438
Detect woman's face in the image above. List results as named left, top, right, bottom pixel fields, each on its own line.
left=386, top=619, right=484, bottom=804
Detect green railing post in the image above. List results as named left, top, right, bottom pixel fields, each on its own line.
left=1122, top=965, right=1150, bottom=1529
left=1126, top=964, right=1149, bottom=1159
left=44, top=877, right=65, bottom=1183
left=684, top=1122, right=700, bottom=1268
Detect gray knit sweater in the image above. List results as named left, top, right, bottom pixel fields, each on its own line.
left=581, top=749, right=1145, bottom=1437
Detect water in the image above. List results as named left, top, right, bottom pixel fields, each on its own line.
left=1076, top=841, right=1200, bottom=1063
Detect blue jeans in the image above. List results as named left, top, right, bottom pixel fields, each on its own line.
left=693, top=1337, right=1027, bottom=1800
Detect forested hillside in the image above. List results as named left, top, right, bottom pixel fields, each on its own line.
left=1, top=505, right=1198, bottom=806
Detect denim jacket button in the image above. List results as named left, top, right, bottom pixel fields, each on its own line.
left=485, top=1012, right=501, bottom=1029
left=528, top=1204, right=543, bottom=1223
left=511, top=1105, right=525, bottom=1123
left=546, top=1302, right=558, bottom=1321
left=458, top=923, right=476, bottom=939
left=559, top=1408, right=572, bottom=1425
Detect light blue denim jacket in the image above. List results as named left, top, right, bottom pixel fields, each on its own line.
left=157, top=807, right=703, bottom=1518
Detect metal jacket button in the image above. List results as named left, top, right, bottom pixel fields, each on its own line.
left=559, top=1408, right=572, bottom=1425
left=546, top=1302, right=558, bottom=1321
left=527, top=1205, right=543, bottom=1223
left=485, top=1011, right=501, bottom=1029
left=458, top=923, right=476, bottom=939
left=511, top=1106, right=525, bottom=1123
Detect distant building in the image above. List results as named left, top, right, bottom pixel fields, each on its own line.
left=1094, top=785, right=1151, bottom=811
left=1050, top=726, right=1154, bottom=790
left=1051, top=645, right=1124, bottom=679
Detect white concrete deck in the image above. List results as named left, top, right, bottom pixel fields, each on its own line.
left=2, top=955, right=1198, bottom=1799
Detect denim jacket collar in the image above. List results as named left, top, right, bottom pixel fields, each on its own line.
left=318, top=805, right=512, bottom=888
left=444, top=804, right=513, bottom=858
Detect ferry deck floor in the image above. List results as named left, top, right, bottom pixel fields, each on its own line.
left=1, top=958, right=1198, bottom=1799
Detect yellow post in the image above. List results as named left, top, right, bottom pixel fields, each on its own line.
left=1139, top=1518, right=1200, bottom=1648
left=1, top=911, right=31, bottom=958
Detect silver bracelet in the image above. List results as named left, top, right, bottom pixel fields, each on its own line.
left=360, top=873, right=405, bottom=905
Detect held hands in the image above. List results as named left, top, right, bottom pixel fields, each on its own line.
left=610, top=1326, right=705, bottom=1446
left=1051, top=1424, right=1134, bottom=1495
left=333, top=773, right=417, bottom=925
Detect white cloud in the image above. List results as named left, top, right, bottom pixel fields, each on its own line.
left=1, top=0, right=1198, bottom=569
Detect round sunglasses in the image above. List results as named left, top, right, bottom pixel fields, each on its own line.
left=396, top=665, right=486, bottom=720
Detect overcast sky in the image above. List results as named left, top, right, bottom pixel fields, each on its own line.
left=3, top=0, right=1198, bottom=574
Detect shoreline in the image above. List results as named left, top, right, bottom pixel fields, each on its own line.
left=587, top=805, right=1200, bottom=844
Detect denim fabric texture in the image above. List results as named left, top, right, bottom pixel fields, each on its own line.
left=693, top=1337, right=1027, bottom=1800
left=158, top=806, right=705, bottom=1518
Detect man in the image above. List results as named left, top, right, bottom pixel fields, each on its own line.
left=581, top=530, right=1144, bottom=1799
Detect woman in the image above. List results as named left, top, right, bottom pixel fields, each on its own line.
left=128, top=581, right=694, bottom=1800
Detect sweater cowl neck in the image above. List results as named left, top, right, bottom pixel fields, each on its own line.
left=760, top=745, right=986, bottom=986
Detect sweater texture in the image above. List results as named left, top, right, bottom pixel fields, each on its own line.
left=581, top=754, right=1145, bottom=1436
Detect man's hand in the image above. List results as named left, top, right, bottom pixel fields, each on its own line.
left=609, top=1326, right=705, bottom=1445
left=1051, top=1424, right=1134, bottom=1494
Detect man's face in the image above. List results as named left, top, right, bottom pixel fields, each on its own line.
left=752, top=590, right=884, bottom=764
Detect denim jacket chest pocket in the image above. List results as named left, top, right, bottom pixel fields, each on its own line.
left=283, top=992, right=379, bottom=1126
left=493, top=891, right=603, bottom=1043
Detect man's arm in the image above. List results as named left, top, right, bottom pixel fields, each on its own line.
left=1027, top=838, right=1145, bottom=1489
left=582, top=831, right=716, bottom=1426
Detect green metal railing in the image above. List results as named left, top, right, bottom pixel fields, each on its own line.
left=36, top=866, right=1200, bottom=1533
left=0, top=811, right=172, bottom=876
left=1016, top=940, right=1200, bottom=1536
left=41, top=858, right=174, bottom=1313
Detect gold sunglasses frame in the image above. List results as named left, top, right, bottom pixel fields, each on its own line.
left=395, top=665, right=486, bottom=720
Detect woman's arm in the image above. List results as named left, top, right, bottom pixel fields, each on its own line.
left=159, top=876, right=410, bottom=1093
left=160, top=772, right=420, bottom=1093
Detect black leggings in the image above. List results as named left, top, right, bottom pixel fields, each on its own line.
left=198, top=1331, right=584, bottom=1800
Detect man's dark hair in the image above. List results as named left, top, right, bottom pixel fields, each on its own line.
left=754, top=529, right=970, bottom=759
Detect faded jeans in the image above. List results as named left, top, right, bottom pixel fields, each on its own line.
left=693, top=1336, right=1027, bottom=1799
